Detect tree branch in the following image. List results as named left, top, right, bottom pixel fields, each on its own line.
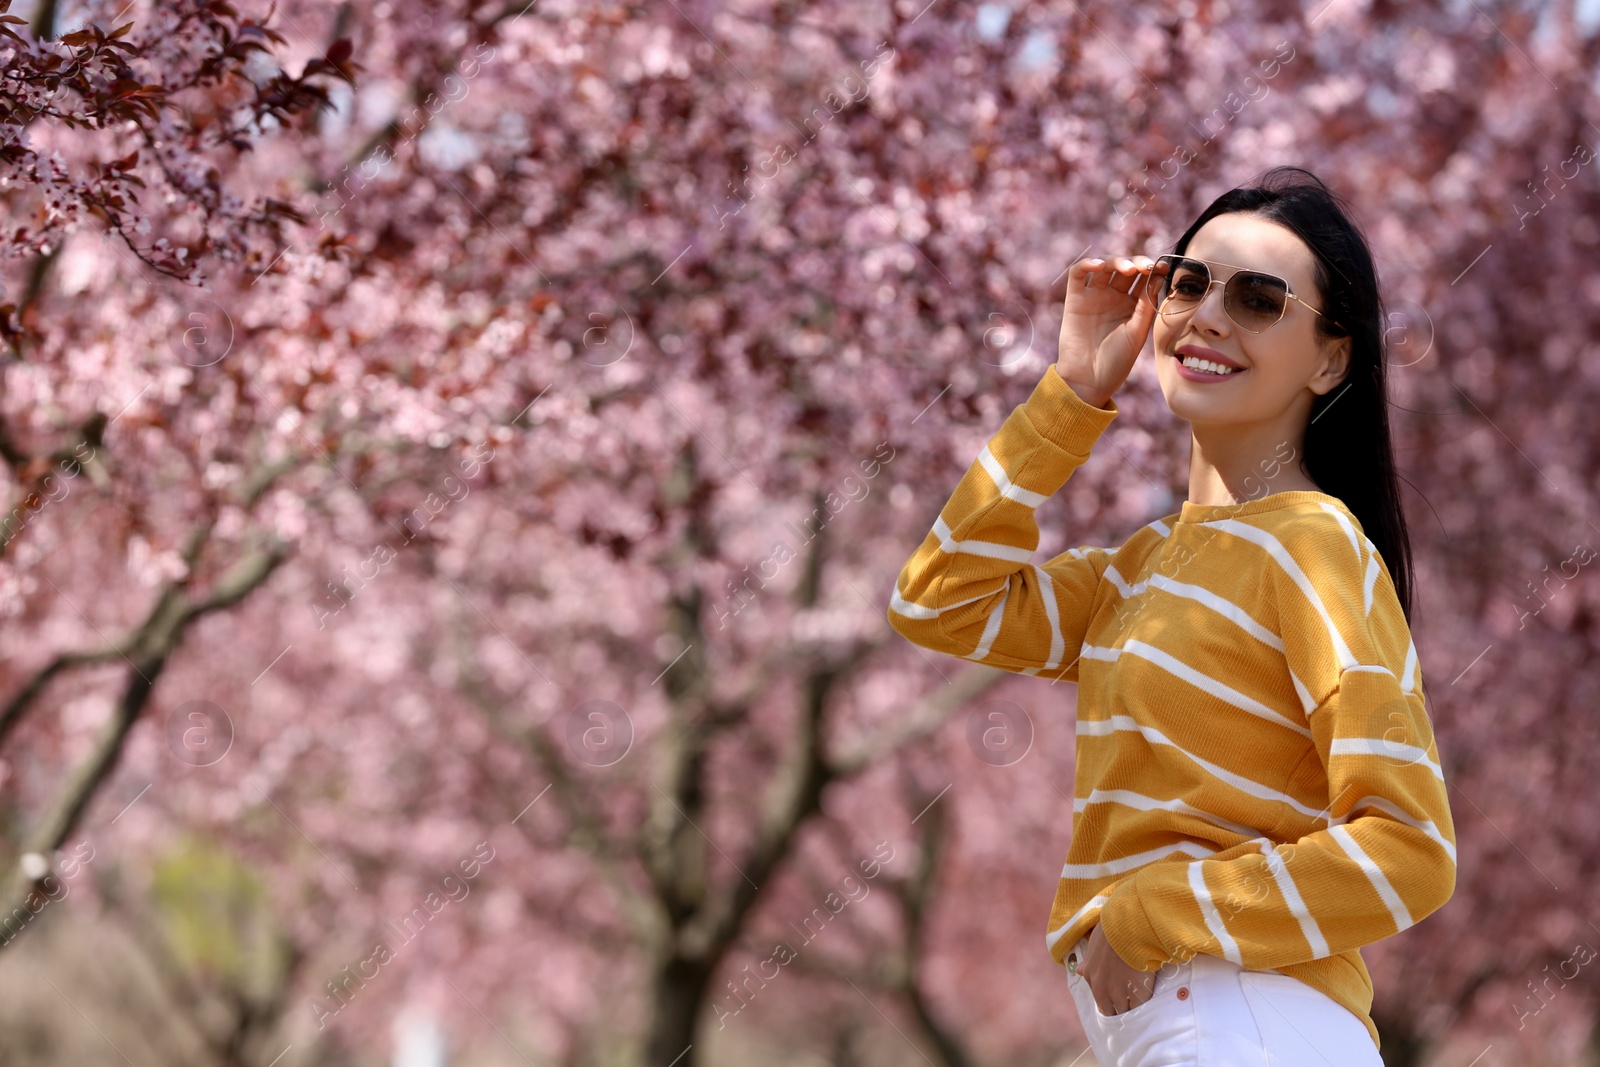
left=827, top=662, right=1009, bottom=776
left=0, top=535, right=291, bottom=925
left=451, top=623, right=666, bottom=949
left=0, top=453, right=297, bottom=746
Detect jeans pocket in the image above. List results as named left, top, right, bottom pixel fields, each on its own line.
left=1090, top=968, right=1165, bottom=1022
left=1074, top=955, right=1199, bottom=1067
left=1068, top=955, right=1167, bottom=1023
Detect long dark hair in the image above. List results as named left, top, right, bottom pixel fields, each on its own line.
left=1169, top=166, right=1414, bottom=623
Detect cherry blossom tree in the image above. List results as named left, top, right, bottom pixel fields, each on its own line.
left=2, top=0, right=1599, bottom=1066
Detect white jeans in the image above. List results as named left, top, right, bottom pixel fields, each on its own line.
left=1064, top=933, right=1383, bottom=1066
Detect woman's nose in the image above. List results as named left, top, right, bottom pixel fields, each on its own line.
left=1190, top=285, right=1231, bottom=333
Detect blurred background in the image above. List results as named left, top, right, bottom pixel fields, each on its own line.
left=1, top=0, right=1598, bottom=1064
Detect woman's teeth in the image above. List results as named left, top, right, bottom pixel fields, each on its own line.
left=1179, top=355, right=1239, bottom=375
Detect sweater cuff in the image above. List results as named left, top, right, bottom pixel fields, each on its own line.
left=1022, top=364, right=1120, bottom=462
left=1096, top=875, right=1167, bottom=973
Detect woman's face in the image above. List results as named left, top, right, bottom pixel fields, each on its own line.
left=1152, top=212, right=1352, bottom=429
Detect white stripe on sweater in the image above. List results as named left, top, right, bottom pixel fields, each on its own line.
left=1046, top=893, right=1114, bottom=953
left=1147, top=574, right=1284, bottom=650
left=1060, top=839, right=1218, bottom=880
left=1103, top=563, right=1139, bottom=599
left=1103, top=569, right=1279, bottom=652
left=1329, top=737, right=1445, bottom=781
left=888, top=579, right=1008, bottom=620
left=1333, top=795, right=1457, bottom=864
left=1259, top=839, right=1330, bottom=958
left=977, top=444, right=1050, bottom=508
left=1197, top=519, right=1357, bottom=669
left=1031, top=563, right=1066, bottom=670
left=1290, top=672, right=1317, bottom=717
left=1320, top=502, right=1363, bottom=564
left=1122, top=639, right=1311, bottom=738
left=966, top=584, right=1011, bottom=662
left=1190, top=861, right=1243, bottom=965
left=1329, top=823, right=1415, bottom=933
left=1073, top=788, right=1272, bottom=839
left=931, top=515, right=1032, bottom=562
left=1077, top=711, right=1333, bottom=822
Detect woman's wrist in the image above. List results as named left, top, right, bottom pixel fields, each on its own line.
left=1060, top=373, right=1113, bottom=410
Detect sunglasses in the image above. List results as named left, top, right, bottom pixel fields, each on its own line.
left=1146, top=254, right=1344, bottom=335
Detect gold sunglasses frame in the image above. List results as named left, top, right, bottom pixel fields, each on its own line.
left=1148, top=254, right=1343, bottom=335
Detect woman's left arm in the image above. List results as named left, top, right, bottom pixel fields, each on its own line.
left=1093, top=512, right=1458, bottom=975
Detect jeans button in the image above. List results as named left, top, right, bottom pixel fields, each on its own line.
left=1177, top=986, right=1190, bottom=1000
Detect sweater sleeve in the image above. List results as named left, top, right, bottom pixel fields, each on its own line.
left=885, top=363, right=1120, bottom=681
left=1095, top=511, right=1458, bottom=973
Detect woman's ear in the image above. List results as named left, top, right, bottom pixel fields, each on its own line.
left=1311, top=334, right=1354, bottom=395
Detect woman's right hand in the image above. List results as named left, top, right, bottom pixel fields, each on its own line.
left=1055, top=255, right=1167, bottom=408
left=1076, top=921, right=1158, bottom=1017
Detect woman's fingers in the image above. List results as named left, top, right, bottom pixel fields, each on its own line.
left=1098, top=975, right=1144, bottom=1016
left=1079, top=939, right=1158, bottom=1015
left=1115, top=256, right=1160, bottom=294
left=1069, top=257, right=1109, bottom=288
left=1072, top=255, right=1163, bottom=293
left=1110, top=259, right=1141, bottom=294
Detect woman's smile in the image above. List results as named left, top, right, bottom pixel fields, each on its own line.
left=1171, top=343, right=1248, bottom=381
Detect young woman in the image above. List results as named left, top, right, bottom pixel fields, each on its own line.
left=887, top=167, right=1456, bottom=1064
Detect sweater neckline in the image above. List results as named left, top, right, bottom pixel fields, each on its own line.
left=1175, top=490, right=1352, bottom=526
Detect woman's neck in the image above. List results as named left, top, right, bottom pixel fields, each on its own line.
left=1185, top=422, right=1317, bottom=506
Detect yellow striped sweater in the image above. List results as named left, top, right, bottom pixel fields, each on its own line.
left=886, top=363, right=1457, bottom=1052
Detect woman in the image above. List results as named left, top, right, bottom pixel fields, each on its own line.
left=886, top=167, right=1456, bottom=1065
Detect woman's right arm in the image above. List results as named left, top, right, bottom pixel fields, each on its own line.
left=886, top=364, right=1120, bottom=679
left=886, top=256, right=1166, bottom=678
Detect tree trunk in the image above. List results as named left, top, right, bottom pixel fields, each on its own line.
left=644, top=956, right=711, bottom=1067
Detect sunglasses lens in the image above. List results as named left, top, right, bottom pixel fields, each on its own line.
left=1153, top=256, right=1290, bottom=332
left=1226, top=272, right=1289, bottom=331
left=1152, top=257, right=1205, bottom=308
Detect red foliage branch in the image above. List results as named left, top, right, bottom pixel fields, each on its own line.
left=0, top=0, right=360, bottom=347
